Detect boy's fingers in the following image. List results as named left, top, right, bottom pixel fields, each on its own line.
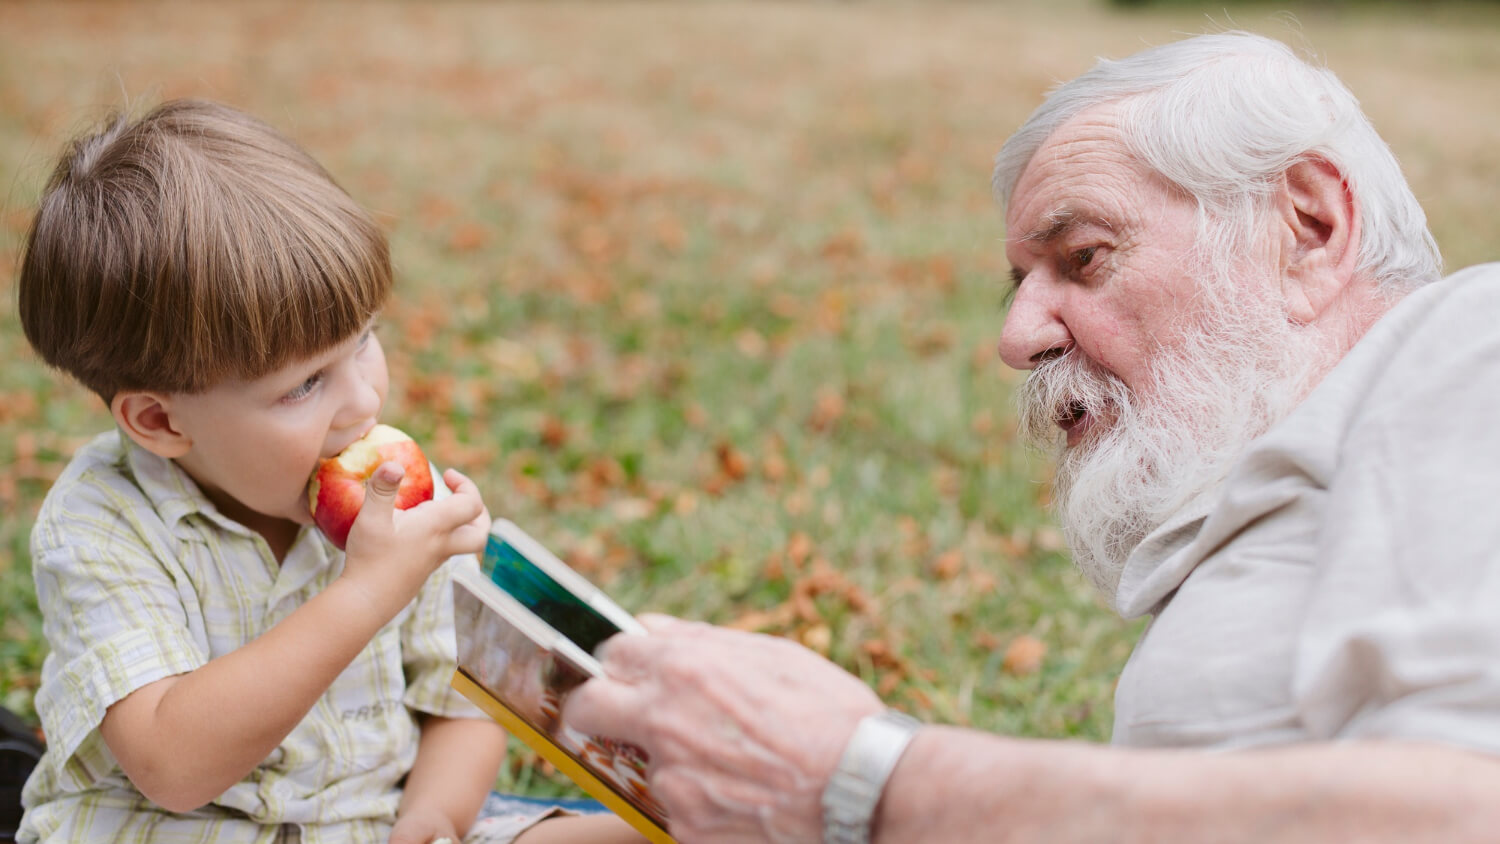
left=433, top=485, right=485, bottom=526
left=361, top=462, right=404, bottom=513
left=413, top=487, right=487, bottom=556
left=442, top=467, right=476, bottom=495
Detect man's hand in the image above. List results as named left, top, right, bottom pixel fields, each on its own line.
left=563, top=616, right=884, bottom=843
left=389, top=804, right=458, bottom=844
left=340, top=464, right=489, bottom=619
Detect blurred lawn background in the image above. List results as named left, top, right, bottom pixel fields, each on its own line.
left=2, top=0, right=1497, bottom=796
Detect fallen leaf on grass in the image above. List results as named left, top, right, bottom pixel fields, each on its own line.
left=735, top=328, right=768, bottom=359
left=448, top=221, right=488, bottom=253
left=930, top=549, right=963, bottom=580
left=807, top=388, right=845, bottom=432
left=539, top=415, right=569, bottom=449
left=716, top=441, right=750, bottom=481
left=789, top=560, right=872, bottom=621
left=725, top=603, right=795, bottom=632
left=761, top=450, right=789, bottom=483
left=609, top=497, right=654, bottom=523
left=820, top=228, right=864, bottom=260
left=799, top=623, right=832, bottom=654
left=786, top=532, right=814, bottom=569
left=1002, top=635, right=1047, bottom=676
left=0, top=391, right=39, bottom=423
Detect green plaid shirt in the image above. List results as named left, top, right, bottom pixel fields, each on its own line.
left=19, top=431, right=484, bottom=843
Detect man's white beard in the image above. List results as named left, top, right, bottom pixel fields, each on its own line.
left=1016, top=259, right=1321, bottom=604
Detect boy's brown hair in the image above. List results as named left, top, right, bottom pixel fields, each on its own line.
left=18, top=99, right=392, bottom=402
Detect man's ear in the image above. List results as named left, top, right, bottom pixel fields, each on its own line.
left=1276, top=156, right=1361, bottom=324
left=111, top=391, right=192, bottom=458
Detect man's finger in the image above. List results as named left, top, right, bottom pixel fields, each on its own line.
left=592, top=625, right=673, bottom=682
left=562, top=676, right=653, bottom=746
left=635, top=613, right=690, bottom=634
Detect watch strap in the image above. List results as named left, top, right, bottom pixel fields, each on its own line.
left=821, top=709, right=923, bottom=844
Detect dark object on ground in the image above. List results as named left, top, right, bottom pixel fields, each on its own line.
left=1, top=707, right=43, bottom=843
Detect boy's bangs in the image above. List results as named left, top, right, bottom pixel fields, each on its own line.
left=157, top=147, right=395, bottom=392
left=220, top=187, right=394, bottom=382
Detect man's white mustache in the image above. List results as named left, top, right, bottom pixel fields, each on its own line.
left=1016, top=349, right=1134, bottom=448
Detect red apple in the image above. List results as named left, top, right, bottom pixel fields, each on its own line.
left=307, top=423, right=435, bottom=550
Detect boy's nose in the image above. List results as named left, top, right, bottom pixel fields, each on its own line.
left=331, top=367, right=384, bottom=434
left=347, top=375, right=382, bottom=422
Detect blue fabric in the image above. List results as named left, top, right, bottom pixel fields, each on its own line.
left=481, top=791, right=609, bottom=816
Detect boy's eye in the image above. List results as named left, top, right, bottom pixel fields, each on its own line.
left=282, top=372, right=324, bottom=403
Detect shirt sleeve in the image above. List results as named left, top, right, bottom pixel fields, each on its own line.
left=1292, top=270, right=1500, bottom=753
left=30, top=475, right=208, bottom=785
left=401, top=550, right=487, bottom=719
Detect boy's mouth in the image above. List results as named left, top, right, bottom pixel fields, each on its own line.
left=324, top=421, right=381, bottom=461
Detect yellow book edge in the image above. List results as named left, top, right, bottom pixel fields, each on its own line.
left=452, top=668, right=677, bottom=844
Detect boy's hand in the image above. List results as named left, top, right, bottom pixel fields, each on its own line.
left=389, top=804, right=459, bottom=844
left=340, top=463, right=490, bottom=619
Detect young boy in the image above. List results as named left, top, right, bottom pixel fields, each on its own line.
left=15, top=100, right=644, bottom=844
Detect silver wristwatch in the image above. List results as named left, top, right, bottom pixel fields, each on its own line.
left=821, top=708, right=923, bottom=844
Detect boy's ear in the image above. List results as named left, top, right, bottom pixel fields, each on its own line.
left=1276, top=156, right=1361, bottom=324
left=111, top=391, right=193, bottom=459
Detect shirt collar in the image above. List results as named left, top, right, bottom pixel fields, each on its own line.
left=1112, top=491, right=1217, bottom=618
left=119, top=430, right=259, bottom=541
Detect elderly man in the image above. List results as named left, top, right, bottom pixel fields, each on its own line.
left=564, top=31, right=1500, bottom=843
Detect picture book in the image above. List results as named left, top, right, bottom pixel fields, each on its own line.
left=450, top=519, right=675, bottom=844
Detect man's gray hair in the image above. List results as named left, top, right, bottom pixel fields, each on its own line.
left=993, top=31, right=1442, bottom=293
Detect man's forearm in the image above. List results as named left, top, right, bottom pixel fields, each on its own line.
left=876, top=727, right=1500, bottom=843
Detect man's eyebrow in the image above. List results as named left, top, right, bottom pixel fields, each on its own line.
left=1018, top=208, right=1114, bottom=244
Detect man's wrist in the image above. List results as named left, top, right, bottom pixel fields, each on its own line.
left=822, top=708, right=923, bottom=844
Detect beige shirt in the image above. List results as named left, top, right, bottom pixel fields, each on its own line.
left=20, top=431, right=484, bottom=843
left=1112, top=263, right=1500, bottom=752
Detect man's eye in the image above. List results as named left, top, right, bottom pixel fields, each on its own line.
left=1073, top=246, right=1098, bottom=268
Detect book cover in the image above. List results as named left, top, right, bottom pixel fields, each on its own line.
left=451, top=520, right=674, bottom=844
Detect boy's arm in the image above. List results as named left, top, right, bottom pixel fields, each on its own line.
left=99, top=466, right=488, bottom=813
left=391, top=715, right=508, bottom=843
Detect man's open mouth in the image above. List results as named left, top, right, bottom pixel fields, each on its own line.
left=1056, top=399, right=1086, bottom=429
left=1056, top=400, right=1093, bottom=446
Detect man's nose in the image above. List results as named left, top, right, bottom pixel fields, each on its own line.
left=999, top=284, right=1071, bottom=371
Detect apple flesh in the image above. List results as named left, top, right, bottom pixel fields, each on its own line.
left=308, top=423, right=435, bottom=550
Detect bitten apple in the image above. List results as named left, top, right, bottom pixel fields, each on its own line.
left=308, top=423, right=435, bottom=550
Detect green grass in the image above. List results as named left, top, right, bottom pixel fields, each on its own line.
left=3, top=0, right=1498, bottom=797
